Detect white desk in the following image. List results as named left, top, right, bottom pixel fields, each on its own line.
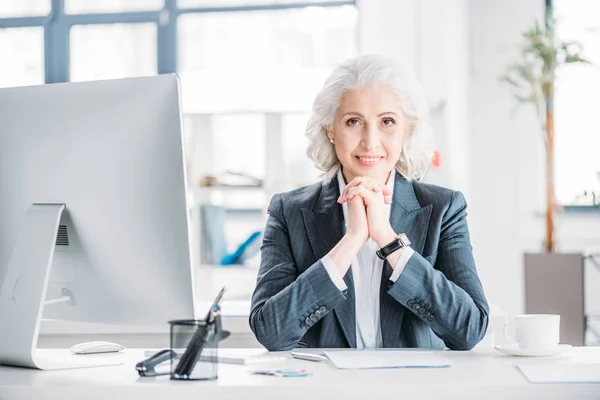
left=1, top=347, right=599, bottom=400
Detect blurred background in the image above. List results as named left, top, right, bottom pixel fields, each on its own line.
left=1, top=0, right=599, bottom=345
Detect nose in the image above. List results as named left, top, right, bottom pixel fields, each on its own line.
left=360, top=124, right=381, bottom=150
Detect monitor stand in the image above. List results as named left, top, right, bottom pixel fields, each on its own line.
left=0, top=204, right=124, bottom=370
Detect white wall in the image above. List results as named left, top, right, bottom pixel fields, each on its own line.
left=359, top=0, right=600, bottom=322
left=468, top=0, right=544, bottom=317
left=468, top=0, right=600, bottom=321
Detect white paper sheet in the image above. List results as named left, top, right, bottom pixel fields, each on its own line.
left=517, top=363, right=600, bottom=383
left=202, top=348, right=286, bottom=364
left=323, top=351, right=452, bottom=369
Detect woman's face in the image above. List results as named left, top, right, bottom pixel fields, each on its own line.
left=328, top=84, right=408, bottom=185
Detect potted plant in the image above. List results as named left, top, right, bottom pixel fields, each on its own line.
left=500, top=9, right=592, bottom=345
left=501, top=10, right=590, bottom=251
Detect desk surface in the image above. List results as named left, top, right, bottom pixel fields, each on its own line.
left=1, top=347, right=599, bottom=400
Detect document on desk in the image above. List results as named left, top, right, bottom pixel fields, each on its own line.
left=517, top=363, right=600, bottom=383
left=323, top=351, right=452, bottom=370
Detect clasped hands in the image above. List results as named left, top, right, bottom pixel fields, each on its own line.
left=337, top=176, right=397, bottom=249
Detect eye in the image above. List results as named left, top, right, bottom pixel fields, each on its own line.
left=382, top=118, right=396, bottom=127
left=346, top=118, right=361, bottom=127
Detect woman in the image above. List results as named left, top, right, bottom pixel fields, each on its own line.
left=249, top=54, right=489, bottom=351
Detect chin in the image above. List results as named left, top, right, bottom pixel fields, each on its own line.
left=355, top=167, right=387, bottom=181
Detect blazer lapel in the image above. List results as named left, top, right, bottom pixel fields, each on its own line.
left=380, top=174, right=432, bottom=347
left=301, top=178, right=356, bottom=348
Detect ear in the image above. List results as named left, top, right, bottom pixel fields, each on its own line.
left=325, top=127, right=334, bottom=143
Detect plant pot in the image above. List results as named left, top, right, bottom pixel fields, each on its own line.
left=523, top=253, right=585, bottom=346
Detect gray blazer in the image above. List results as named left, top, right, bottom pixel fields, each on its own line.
left=249, top=173, right=489, bottom=351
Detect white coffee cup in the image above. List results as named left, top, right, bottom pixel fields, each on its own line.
left=503, top=314, right=560, bottom=350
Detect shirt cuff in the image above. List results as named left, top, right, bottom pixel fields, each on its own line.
left=389, top=246, right=415, bottom=282
left=321, top=255, right=348, bottom=291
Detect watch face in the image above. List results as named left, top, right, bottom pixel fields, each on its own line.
left=399, top=233, right=411, bottom=246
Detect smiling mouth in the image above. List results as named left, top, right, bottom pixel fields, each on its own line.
left=356, top=156, right=384, bottom=163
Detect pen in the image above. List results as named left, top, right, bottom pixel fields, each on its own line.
left=291, top=351, right=328, bottom=362
left=252, top=368, right=312, bottom=377
left=173, top=287, right=226, bottom=379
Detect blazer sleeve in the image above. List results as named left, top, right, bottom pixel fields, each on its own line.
left=386, top=191, right=489, bottom=350
left=249, top=193, right=347, bottom=351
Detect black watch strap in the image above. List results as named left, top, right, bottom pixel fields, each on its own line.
left=375, top=233, right=411, bottom=260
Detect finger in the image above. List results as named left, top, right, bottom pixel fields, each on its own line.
left=346, top=186, right=366, bottom=200
left=342, top=177, right=387, bottom=201
left=340, top=179, right=389, bottom=203
left=356, top=179, right=384, bottom=193
left=346, top=186, right=374, bottom=203
left=343, top=177, right=385, bottom=199
left=341, top=177, right=365, bottom=200
left=343, top=185, right=389, bottom=205
left=348, top=194, right=366, bottom=207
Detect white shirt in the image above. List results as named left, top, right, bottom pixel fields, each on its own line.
left=321, top=169, right=415, bottom=348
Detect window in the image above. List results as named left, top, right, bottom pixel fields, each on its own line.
left=0, top=27, right=44, bottom=88
left=0, top=0, right=50, bottom=17
left=70, top=23, right=157, bottom=82
left=554, top=0, right=600, bottom=205
left=178, top=0, right=333, bottom=8
left=177, top=5, right=358, bottom=112
left=65, top=0, right=163, bottom=14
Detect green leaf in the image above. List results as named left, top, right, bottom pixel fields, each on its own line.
left=500, top=12, right=597, bottom=119
left=564, top=54, right=590, bottom=64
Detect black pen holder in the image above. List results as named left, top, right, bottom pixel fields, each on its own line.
left=169, top=319, right=219, bottom=381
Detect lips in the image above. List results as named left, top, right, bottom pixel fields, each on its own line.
left=356, top=156, right=383, bottom=162
left=355, top=155, right=384, bottom=166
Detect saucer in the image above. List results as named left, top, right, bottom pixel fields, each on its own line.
left=494, top=343, right=572, bottom=357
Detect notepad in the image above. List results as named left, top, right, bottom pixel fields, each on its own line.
left=324, top=351, right=453, bottom=369
left=517, top=363, right=600, bottom=383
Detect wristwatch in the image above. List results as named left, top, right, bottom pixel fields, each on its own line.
left=375, top=233, right=411, bottom=260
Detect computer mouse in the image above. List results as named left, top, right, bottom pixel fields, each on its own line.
left=70, top=341, right=125, bottom=355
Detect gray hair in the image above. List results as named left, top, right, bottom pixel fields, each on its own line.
left=306, top=54, right=434, bottom=182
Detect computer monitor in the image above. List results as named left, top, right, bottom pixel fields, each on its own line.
left=0, top=75, right=197, bottom=369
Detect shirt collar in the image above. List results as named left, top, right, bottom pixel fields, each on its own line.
left=336, top=168, right=396, bottom=227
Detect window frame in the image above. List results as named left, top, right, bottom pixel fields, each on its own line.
left=548, top=0, right=600, bottom=210
left=0, top=0, right=355, bottom=84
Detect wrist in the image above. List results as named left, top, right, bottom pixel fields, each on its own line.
left=343, top=232, right=367, bottom=249
left=329, top=233, right=366, bottom=277
left=374, top=227, right=398, bottom=248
